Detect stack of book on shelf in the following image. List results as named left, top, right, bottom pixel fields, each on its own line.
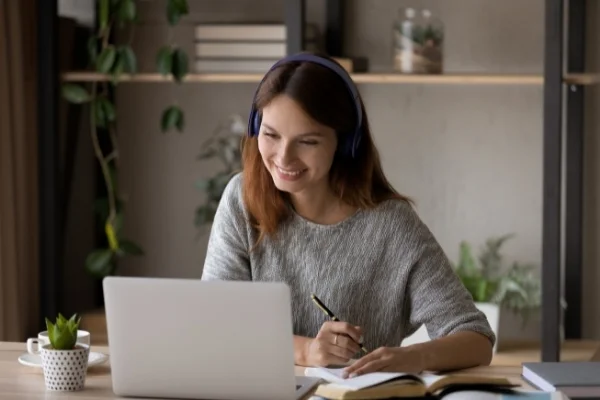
left=193, top=22, right=320, bottom=74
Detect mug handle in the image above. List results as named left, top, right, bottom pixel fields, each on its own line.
left=26, top=338, right=41, bottom=355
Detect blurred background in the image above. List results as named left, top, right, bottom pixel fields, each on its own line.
left=1, top=0, right=599, bottom=362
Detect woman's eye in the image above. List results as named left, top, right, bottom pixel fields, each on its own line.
left=264, top=132, right=277, bottom=138
left=300, top=140, right=318, bottom=146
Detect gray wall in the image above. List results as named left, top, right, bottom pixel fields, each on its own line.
left=113, top=0, right=600, bottom=341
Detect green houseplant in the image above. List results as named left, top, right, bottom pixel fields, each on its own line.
left=194, top=114, right=244, bottom=232
left=61, top=0, right=190, bottom=278
left=37, top=314, right=90, bottom=391
left=453, top=233, right=541, bottom=326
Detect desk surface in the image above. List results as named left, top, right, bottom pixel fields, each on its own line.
left=0, top=341, right=579, bottom=399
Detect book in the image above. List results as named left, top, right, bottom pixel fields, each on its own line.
left=194, top=23, right=319, bottom=42
left=305, top=367, right=517, bottom=399
left=522, top=361, right=600, bottom=398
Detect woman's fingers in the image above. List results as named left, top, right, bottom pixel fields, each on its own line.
left=322, top=321, right=363, bottom=345
left=335, top=333, right=361, bottom=355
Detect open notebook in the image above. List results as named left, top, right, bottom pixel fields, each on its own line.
left=305, top=367, right=517, bottom=399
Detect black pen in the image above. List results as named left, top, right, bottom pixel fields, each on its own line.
left=310, top=294, right=368, bottom=354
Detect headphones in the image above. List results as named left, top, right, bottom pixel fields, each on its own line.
left=246, top=53, right=364, bottom=158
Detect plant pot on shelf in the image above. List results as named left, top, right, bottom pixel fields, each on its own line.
left=475, top=302, right=500, bottom=353
left=28, top=342, right=90, bottom=391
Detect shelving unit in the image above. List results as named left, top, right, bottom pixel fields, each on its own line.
left=37, top=0, right=598, bottom=363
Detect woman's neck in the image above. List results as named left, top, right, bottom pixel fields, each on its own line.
left=289, top=186, right=356, bottom=225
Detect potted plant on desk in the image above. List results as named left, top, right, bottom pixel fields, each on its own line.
left=28, top=314, right=90, bottom=391
left=453, top=234, right=542, bottom=351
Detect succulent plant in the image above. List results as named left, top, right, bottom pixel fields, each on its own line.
left=45, top=313, right=81, bottom=350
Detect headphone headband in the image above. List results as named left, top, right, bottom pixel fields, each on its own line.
left=246, top=53, right=363, bottom=158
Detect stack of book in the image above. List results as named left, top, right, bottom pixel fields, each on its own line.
left=193, top=22, right=320, bottom=73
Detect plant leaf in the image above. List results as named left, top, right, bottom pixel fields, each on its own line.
left=161, top=106, right=182, bottom=133
left=167, top=0, right=189, bottom=25
left=85, top=248, right=114, bottom=278
left=119, top=45, right=137, bottom=73
left=171, top=48, right=189, bottom=83
left=94, top=98, right=107, bottom=128
left=87, top=36, right=98, bottom=65
left=118, top=0, right=136, bottom=22
left=99, top=97, right=116, bottom=122
left=111, top=53, right=125, bottom=85
left=118, top=239, right=144, bottom=256
left=62, top=84, right=91, bottom=104
left=96, top=45, right=117, bottom=74
left=156, top=46, right=173, bottom=76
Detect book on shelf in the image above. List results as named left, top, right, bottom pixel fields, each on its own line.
left=194, top=22, right=319, bottom=42
left=305, top=367, right=518, bottom=399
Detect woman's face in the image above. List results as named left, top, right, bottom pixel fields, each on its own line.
left=258, top=94, right=338, bottom=197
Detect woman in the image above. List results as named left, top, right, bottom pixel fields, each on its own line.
left=201, top=52, right=494, bottom=377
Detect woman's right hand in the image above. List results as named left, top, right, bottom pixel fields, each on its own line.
left=304, top=321, right=364, bottom=367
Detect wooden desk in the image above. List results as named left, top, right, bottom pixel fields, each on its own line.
left=0, top=341, right=566, bottom=399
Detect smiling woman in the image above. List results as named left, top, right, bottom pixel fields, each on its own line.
left=201, top=52, right=495, bottom=376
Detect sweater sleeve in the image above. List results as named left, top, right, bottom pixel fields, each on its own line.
left=404, top=207, right=496, bottom=346
left=201, top=173, right=252, bottom=281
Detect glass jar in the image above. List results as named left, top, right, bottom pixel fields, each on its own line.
left=392, top=7, right=418, bottom=74
left=419, top=9, right=444, bottom=74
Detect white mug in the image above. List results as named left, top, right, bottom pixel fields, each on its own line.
left=27, top=330, right=90, bottom=354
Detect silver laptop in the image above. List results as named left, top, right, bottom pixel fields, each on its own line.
left=103, top=276, right=321, bottom=400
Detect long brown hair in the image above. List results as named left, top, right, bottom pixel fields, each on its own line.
left=242, top=53, right=412, bottom=244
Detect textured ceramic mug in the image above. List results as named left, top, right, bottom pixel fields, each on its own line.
left=28, top=342, right=90, bottom=391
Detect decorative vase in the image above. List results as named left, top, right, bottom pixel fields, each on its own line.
left=39, top=343, right=90, bottom=391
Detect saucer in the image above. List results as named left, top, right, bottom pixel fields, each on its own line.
left=18, top=351, right=108, bottom=369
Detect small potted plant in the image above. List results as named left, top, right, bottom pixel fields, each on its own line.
left=452, top=234, right=542, bottom=350
left=39, top=313, right=89, bottom=391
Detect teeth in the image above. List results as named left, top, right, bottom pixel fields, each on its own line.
left=277, top=167, right=304, bottom=176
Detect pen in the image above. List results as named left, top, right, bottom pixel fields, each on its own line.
left=310, top=294, right=368, bottom=354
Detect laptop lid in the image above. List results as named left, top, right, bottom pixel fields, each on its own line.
left=103, top=276, right=300, bottom=400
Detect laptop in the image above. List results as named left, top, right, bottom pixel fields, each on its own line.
left=102, top=276, right=321, bottom=400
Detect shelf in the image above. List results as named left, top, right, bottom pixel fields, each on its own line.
left=61, top=72, right=600, bottom=86
left=563, top=73, right=600, bottom=85
left=61, top=72, right=544, bottom=85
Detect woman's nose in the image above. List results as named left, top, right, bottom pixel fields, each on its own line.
left=276, top=142, right=297, bottom=164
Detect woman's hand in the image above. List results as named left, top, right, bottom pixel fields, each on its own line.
left=342, top=346, right=423, bottom=378
left=304, top=321, right=364, bottom=367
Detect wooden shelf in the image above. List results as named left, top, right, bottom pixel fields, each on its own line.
left=61, top=71, right=544, bottom=85
left=61, top=71, right=600, bottom=86
left=563, top=73, right=600, bottom=85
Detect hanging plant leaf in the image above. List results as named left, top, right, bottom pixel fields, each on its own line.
left=61, top=84, right=91, bottom=104
left=85, top=248, right=114, bottom=277
left=118, top=0, right=136, bottom=22
left=117, top=239, right=145, bottom=256
left=94, top=98, right=107, bottom=128
left=171, top=48, right=189, bottom=83
left=176, top=110, right=185, bottom=132
left=119, top=45, right=137, bottom=73
left=156, top=46, right=173, bottom=76
left=167, top=0, right=189, bottom=25
left=111, top=53, right=125, bottom=85
left=99, top=97, right=116, bottom=122
left=97, top=45, right=117, bottom=74
left=87, top=36, right=98, bottom=65
left=161, top=106, right=183, bottom=133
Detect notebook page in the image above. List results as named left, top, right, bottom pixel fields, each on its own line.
left=305, top=367, right=412, bottom=390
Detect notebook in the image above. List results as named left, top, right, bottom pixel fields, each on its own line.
left=522, top=362, right=600, bottom=398
left=305, top=367, right=517, bottom=399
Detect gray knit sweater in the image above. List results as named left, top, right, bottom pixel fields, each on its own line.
left=201, top=173, right=495, bottom=350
